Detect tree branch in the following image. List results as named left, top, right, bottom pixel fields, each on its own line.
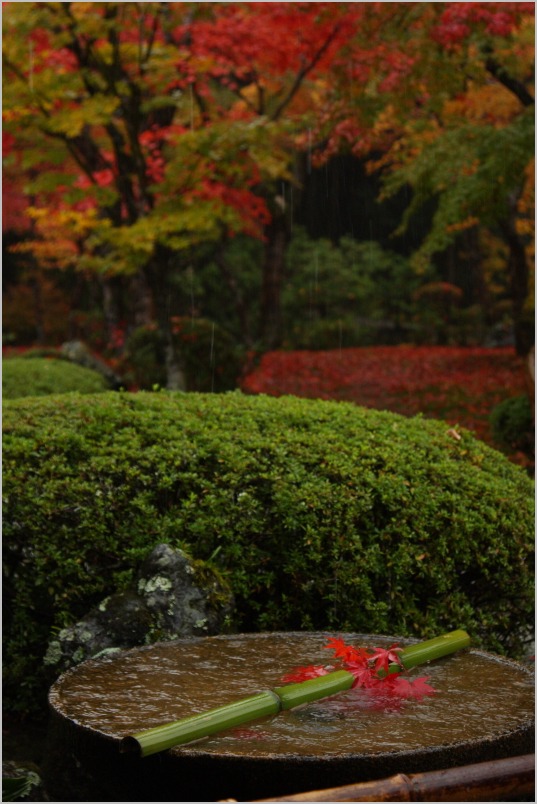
left=270, top=24, right=342, bottom=121
left=485, top=57, right=534, bottom=107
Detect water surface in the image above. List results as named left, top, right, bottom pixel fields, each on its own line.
left=50, top=633, right=534, bottom=758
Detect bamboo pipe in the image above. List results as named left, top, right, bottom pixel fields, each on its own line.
left=252, top=753, right=535, bottom=802
left=120, top=670, right=354, bottom=757
left=121, top=629, right=470, bottom=757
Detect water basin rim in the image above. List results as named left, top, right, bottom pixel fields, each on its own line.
left=168, top=723, right=535, bottom=761
left=45, top=706, right=534, bottom=763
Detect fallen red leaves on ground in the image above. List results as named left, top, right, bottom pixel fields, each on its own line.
left=241, top=346, right=529, bottom=459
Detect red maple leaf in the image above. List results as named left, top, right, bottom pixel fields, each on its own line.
left=324, top=636, right=368, bottom=664
left=228, top=727, right=269, bottom=740
left=344, top=662, right=375, bottom=688
left=387, top=675, right=435, bottom=699
left=408, top=676, right=436, bottom=698
left=281, top=636, right=437, bottom=705
left=280, top=665, right=331, bottom=683
left=369, top=645, right=403, bottom=675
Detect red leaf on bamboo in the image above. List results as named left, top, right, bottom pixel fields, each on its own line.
left=288, top=636, right=439, bottom=704
left=369, top=645, right=404, bottom=674
left=344, top=662, right=376, bottom=688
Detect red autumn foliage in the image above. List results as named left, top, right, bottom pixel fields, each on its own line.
left=368, top=645, right=404, bottom=675
left=324, top=636, right=371, bottom=665
left=431, top=2, right=533, bottom=48
left=240, top=346, right=528, bottom=455
left=282, top=636, right=435, bottom=707
left=280, top=665, right=331, bottom=683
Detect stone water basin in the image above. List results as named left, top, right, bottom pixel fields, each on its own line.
left=44, top=632, right=534, bottom=801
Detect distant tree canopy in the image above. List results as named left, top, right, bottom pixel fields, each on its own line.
left=2, top=2, right=534, bottom=369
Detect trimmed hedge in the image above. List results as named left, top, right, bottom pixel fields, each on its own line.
left=2, top=357, right=109, bottom=399
left=3, top=391, right=534, bottom=715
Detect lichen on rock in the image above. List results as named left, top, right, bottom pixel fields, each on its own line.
left=44, top=544, right=234, bottom=673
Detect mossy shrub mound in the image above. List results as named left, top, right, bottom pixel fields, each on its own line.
left=2, top=357, right=109, bottom=399
left=3, top=391, right=534, bottom=714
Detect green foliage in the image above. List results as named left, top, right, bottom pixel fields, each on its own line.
left=123, top=318, right=243, bottom=391
left=123, top=327, right=168, bottom=390
left=282, top=228, right=424, bottom=348
left=382, top=108, right=535, bottom=268
left=2, top=357, right=109, bottom=399
left=200, top=236, right=264, bottom=344
left=3, top=391, right=534, bottom=715
left=2, top=772, right=42, bottom=802
left=490, top=394, right=534, bottom=458
left=171, top=317, right=243, bottom=392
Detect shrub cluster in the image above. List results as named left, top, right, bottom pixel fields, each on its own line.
left=123, top=318, right=243, bottom=391
left=490, top=395, right=534, bottom=461
left=2, top=357, right=109, bottom=399
left=3, top=391, right=534, bottom=715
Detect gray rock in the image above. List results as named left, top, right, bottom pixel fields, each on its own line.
left=44, top=544, right=234, bottom=673
left=60, top=340, right=123, bottom=389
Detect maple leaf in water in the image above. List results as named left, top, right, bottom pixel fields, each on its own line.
left=281, top=637, right=436, bottom=705
left=228, top=727, right=270, bottom=741
left=380, top=674, right=435, bottom=700
left=344, top=662, right=376, bottom=688
left=324, top=636, right=369, bottom=664
left=401, top=676, right=435, bottom=699
left=280, top=665, right=331, bottom=683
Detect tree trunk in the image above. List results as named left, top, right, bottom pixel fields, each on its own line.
left=260, top=209, right=289, bottom=348
left=145, top=247, right=187, bottom=391
left=163, top=336, right=187, bottom=391
left=98, top=276, right=122, bottom=347
left=499, top=215, right=533, bottom=356
left=30, top=274, right=45, bottom=345
left=214, top=241, right=253, bottom=347
left=130, top=270, right=154, bottom=328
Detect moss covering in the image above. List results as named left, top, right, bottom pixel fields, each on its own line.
left=2, top=390, right=534, bottom=715
left=2, top=357, right=109, bottom=399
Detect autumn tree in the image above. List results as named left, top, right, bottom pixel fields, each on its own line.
left=315, top=1, right=534, bottom=354
left=3, top=1, right=534, bottom=370
left=2, top=1, right=362, bottom=379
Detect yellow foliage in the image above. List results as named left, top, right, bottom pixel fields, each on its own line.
left=443, top=83, right=522, bottom=127
left=446, top=216, right=480, bottom=234
left=16, top=206, right=100, bottom=269
left=28, top=206, right=98, bottom=238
